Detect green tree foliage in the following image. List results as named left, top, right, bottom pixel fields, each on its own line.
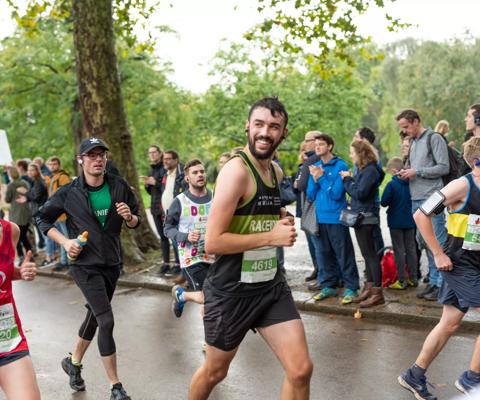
left=375, top=38, right=480, bottom=157
left=0, top=17, right=191, bottom=174
left=0, top=18, right=76, bottom=165
left=248, top=0, right=409, bottom=72
left=5, top=0, right=161, bottom=51
left=194, top=42, right=372, bottom=173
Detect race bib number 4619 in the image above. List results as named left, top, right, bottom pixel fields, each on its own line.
left=240, top=247, right=277, bottom=283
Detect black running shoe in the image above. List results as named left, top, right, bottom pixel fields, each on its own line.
left=111, top=382, right=131, bottom=400
left=61, top=355, right=85, bottom=391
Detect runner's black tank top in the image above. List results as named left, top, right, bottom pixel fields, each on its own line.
left=445, top=173, right=480, bottom=268
left=207, top=151, right=284, bottom=296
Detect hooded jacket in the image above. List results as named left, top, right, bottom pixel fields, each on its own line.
left=380, top=176, right=415, bottom=229
left=306, top=156, right=349, bottom=224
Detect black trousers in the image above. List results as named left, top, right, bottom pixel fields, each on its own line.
left=355, top=224, right=382, bottom=287
left=153, top=213, right=179, bottom=264
left=16, top=224, right=32, bottom=258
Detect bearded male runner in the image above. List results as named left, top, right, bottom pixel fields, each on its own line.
left=188, top=97, right=313, bottom=400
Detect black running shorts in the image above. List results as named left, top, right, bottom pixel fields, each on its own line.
left=438, top=264, right=480, bottom=314
left=0, top=350, right=29, bottom=367
left=203, top=280, right=300, bottom=351
left=182, top=262, right=209, bottom=291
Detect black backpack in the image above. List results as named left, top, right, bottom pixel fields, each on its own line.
left=426, top=132, right=466, bottom=185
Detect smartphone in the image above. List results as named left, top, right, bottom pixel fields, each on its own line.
left=419, top=191, right=446, bottom=215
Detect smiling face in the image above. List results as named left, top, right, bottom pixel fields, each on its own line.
left=245, top=107, right=288, bottom=160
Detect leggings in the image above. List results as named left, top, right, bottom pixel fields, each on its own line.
left=16, top=224, right=32, bottom=258
left=70, top=266, right=120, bottom=357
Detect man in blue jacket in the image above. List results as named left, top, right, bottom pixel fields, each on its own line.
left=306, top=134, right=359, bottom=304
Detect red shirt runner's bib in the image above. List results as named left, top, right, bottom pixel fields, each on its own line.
left=0, top=219, right=29, bottom=356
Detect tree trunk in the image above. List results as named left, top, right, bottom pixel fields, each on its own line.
left=71, top=0, right=159, bottom=264
left=71, top=94, right=84, bottom=175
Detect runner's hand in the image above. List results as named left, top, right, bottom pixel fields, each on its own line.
left=19, top=251, right=37, bottom=281
left=434, top=252, right=453, bottom=271
left=64, top=239, right=82, bottom=259
left=116, top=202, right=132, bottom=221
left=270, top=219, right=297, bottom=247
left=188, top=230, right=201, bottom=244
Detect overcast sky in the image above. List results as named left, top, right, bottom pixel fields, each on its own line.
left=1, top=0, right=479, bottom=93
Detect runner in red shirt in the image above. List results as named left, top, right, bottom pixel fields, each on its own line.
left=0, top=219, right=40, bottom=399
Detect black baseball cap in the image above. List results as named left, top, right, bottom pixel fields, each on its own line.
left=79, top=137, right=109, bottom=154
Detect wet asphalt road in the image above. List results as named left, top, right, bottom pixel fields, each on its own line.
left=5, top=276, right=476, bottom=400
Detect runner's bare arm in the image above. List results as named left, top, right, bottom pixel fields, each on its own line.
left=413, top=177, right=468, bottom=270
left=205, top=157, right=296, bottom=255
left=10, top=223, right=36, bottom=281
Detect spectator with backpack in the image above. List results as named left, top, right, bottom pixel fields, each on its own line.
left=397, top=109, right=449, bottom=301
left=381, top=157, right=418, bottom=289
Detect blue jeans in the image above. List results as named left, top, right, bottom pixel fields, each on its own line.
left=311, top=224, right=359, bottom=291
left=411, top=200, right=447, bottom=288
left=45, top=236, right=57, bottom=259
left=55, top=221, right=69, bottom=265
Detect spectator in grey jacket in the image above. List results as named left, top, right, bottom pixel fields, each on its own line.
left=397, top=109, right=449, bottom=301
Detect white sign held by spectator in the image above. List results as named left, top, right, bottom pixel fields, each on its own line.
left=0, top=130, right=13, bottom=166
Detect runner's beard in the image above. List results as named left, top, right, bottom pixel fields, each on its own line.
left=248, top=136, right=283, bottom=160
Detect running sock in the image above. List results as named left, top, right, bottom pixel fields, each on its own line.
left=467, top=370, right=480, bottom=381
left=71, top=358, right=82, bottom=366
left=178, top=292, right=186, bottom=302
left=411, top=363, right=426, bottom=379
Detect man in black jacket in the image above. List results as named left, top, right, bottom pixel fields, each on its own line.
left=142, top=145, right=171, bottom=271
left=295, top=131, right=321, bottom=287
left=159, top=150, right=188, bottom=275
left=36, top=137, right=139, bottom=400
